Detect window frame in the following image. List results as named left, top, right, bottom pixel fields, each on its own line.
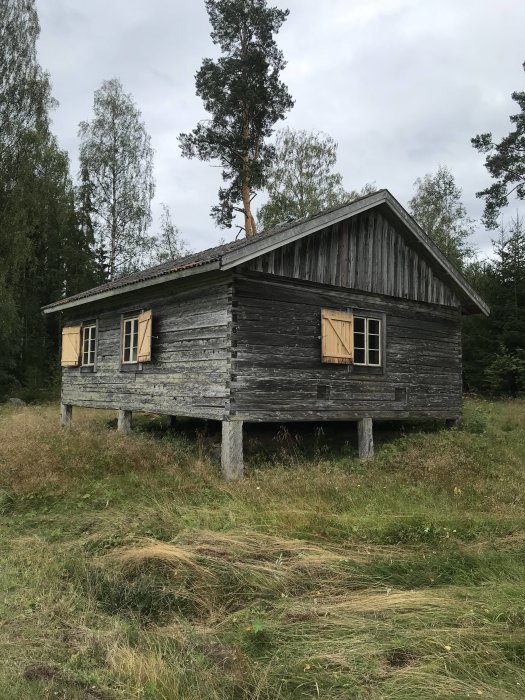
left=80, top=321, right=98, bottom=367
left=78, top=318, right=99, bottom=374
left=121, top=315, right=140, bottom=365
left=353, top=315, right=382, bottom=367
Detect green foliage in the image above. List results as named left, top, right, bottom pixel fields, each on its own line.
left=179, top=0, right=294, bottom=236
left=2, top=400, right=525, bottom=698
left=408, top=165, right=475, bottom=269
left=472, top=61, right=525, bottom=229
left=462, top=214, right=525, bottom=395
left=485, top=347, right=525, bottom=397
left=0, top=0, right=97, bottom=398
left=79, top=78, right=155, bottom=279
left=150, top=204, right=190, bottom=264
left=258, top=127, right=376, bottom=230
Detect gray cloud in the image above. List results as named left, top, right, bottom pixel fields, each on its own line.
left=36, top=0, right=525, bottom=254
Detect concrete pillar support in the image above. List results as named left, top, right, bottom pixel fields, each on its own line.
left=60, top=402, right=72, bottom=427
left=358, top=417, right=374, bottom=459
left=117, top=409, right=132, bottom=433
left=221, top=420, right=243, bottom=480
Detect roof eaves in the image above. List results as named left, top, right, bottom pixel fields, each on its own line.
left=42, top=259, right=221, bottom=314
left=382, top=192, right=489, bottom=316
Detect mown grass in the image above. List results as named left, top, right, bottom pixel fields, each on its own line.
left=0, top=399, right=525, bottom=698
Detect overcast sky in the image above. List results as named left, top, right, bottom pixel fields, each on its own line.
left=36, top=0, right=524, bottom=256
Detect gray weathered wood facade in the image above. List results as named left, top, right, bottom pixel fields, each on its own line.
left=43, top=191, right=488, bottom=478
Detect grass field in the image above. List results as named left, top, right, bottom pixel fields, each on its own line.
left=1, top=399, right=525, bottom=699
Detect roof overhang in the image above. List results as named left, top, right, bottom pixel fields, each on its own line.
left=42, top=261, right=220, bottom=314
left=43, top=189, right=489, bottom=317
left=220, top=190, right=489, bottom=316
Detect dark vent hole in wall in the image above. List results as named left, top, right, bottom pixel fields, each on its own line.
left=317, top=385, right=331, bottom=400
left=395, top=387, right=407, bottom=403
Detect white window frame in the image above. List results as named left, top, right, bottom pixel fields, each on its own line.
left=353, top=316, right=382, bottom=367
left=81, top=324, right=97, bottom=367
left=122, top=316, right=139, bottom=364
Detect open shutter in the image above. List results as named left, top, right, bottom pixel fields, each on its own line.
left=137, top=310, right=152, bottom=362
left=61, top=326, right=81, bottom=367
left=321, top=309, right=354, bottom=364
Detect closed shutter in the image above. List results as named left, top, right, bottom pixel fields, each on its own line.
left=61, top=326, right=81, bottom=367
left=321, top=309, right=354, bottom=364
left=137, top=310, right=152, bottom=362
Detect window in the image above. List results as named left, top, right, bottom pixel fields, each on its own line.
left=122, top=317, right=139, bottom=363
left=354, top=316, right=381, bottom=366
left=82, top=324, right=97, bottom=366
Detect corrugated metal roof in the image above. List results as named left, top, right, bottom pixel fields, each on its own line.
left=42, top=235, right=253, bottom=310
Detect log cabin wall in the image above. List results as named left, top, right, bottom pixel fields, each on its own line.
left=230, top=272, right=462, bottom=422
left=248, top=209, right=461, bottom=308
left=61, top=273, right=233, bottom=420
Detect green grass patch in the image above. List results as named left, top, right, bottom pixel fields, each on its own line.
left=1, top=399, right=525, bottom=698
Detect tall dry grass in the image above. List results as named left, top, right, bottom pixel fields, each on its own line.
left=1, top=400, right=525, bottom=698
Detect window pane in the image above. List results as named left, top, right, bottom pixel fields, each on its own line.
left=354, top=317, right=365, bottom=333
left=368, top=349, right=380, bottom=365
left=368, top=319, right=380, bottom=335
left=122, top=317, right=139, bottom=362
left=355, top=348, right=366, bottom=364
left=369, top=334, right=380, bottom=350
left=354, top=332, right=366, bottom=349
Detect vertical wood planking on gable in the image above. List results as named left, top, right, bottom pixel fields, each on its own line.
left=330, top=224, right=339, bottom=287
left=247, top=210, right=461, bottom=309
left=349, top=216, right=357, bottom=290
left=340, top=220, right=349, bottom=289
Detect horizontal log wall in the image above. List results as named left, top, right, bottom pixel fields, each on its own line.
left=61, top=273, right=232, bottom=419
left=230, top=273, right=462, bottom=422
left=248, top=209, right=461, bottom=308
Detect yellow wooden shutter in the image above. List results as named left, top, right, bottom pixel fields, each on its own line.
left=321, top=309, right=354, bottom=364
left=61, top=326, right=81, bottom=367
left=137, top=310, right=152, bottom=362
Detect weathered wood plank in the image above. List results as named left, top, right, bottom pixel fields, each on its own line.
left=246, top=210, right=461, bottom=308
left=231, top=273, right=462, bottom=422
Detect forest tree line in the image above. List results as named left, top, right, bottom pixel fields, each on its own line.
left=0, top=0, right=524, bottom=399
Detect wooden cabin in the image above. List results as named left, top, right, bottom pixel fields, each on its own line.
left=43, top=190, right=488, bottom=479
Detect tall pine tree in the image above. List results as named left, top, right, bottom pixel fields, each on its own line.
left=179, top=0, right=294, bottom=236
left=472, top=62, right=525, bottom=229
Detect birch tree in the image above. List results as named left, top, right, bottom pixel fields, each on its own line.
left=409, top=165, right=475, bottom=269
left=258, top=127, right=376, bottom=230
left=79, top=79, right=155, bottom=278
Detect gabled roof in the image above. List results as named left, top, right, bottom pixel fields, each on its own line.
left=43, top=189, right=489, bottom=316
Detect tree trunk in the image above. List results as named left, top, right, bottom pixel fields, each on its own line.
left=242, top=179, right=257, bottom=237
left=241, top=110, right=257, bottom=238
